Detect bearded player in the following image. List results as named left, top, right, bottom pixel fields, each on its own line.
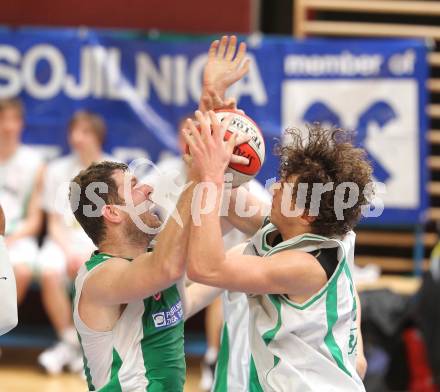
left=70, top=36, right=249, bottom=390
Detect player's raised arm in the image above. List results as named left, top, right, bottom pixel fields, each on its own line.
left=0, top=203, right=18, bottom=335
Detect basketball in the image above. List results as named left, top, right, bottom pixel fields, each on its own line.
left=215, top=110, right=265, bottom=187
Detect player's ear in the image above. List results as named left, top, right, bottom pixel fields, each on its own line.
left=102, top=204, right=123, bottom=224
left=300, top=210, right=316, bottom=225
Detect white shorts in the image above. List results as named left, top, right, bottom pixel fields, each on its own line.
left=7, top=236, right=39, bottom=267
left=37, top=237, right=95, bottom=275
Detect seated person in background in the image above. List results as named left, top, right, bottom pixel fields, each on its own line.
left=0, top=202, right=18, bottom=336
left=0, top=98, right=44, bottom=306
left=37, top=111, right=115, bottom=375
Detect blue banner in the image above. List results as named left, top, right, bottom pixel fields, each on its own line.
left=0, top=28, right=429, bottom=225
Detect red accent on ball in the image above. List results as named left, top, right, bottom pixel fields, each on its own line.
left=224, top=130, right=261, bottom=175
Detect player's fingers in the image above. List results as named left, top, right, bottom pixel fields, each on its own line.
left=208, top=40, right=219, bottom=60
left=181, top=128, right=200, bottom=155
left=195, top=110, right=211, bottom=143
left=208, top=110, right=221, bottom=142
left=236, top=58, right=250, bottom=79
left=225, top=35, right=237, bottom=61
left=235, top=133, right=251, bottom=146
left=219, top=114, right=234, bottom=142
left=226, top=132, right=237, bottom=155
left=233, top=42, right=247, bottom=65
left=217, top=35, right=228, bottom=58
left=230, top=154, right=250, bottom=165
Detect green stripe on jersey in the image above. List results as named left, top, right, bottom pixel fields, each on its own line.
left=249, top=356, right=264, bottom=392
left=213, top=324, right=230, bottom=392
left=141, top=284, right=185, bottom=391
left=323, top=266, right=351, bottom=377
left=85, top=253, right=113, bottom=271
left=262, top=295, right=282, bottom=346
left=77, top=332, right=96, bottom=390
left=100, top=349, right=123, bottom=391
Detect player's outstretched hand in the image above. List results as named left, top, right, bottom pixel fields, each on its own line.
left=200, top=36, right=250, bottom=112
left=182, top=111, right=248, bottom=184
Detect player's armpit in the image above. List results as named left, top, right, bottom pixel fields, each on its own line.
left=84, top=253, right=183, bottom=306
left=188, top=249, right=327, bottom=297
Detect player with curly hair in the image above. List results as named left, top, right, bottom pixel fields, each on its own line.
left=185, top=114, right=371, bottom=391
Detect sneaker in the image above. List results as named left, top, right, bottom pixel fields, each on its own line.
left=38, top=341, right=79, bottom=375
left=199, top=359, right=216, bottom=391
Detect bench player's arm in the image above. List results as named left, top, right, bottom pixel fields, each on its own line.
left=83, top=183, right=195, bottom=305
left=0, top=204, right=18, bottom=335
left=5, top=165, right=45, bottom=244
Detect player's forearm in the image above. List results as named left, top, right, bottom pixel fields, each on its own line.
left=152, top=183, right=195, bottom=281
left=188, top=183, right=226, bottom=285
left=0, top=236, right=18, bottom=335
left=225, top=187, right=265, bottom=236
left=184, top=283, right=223, bottom=319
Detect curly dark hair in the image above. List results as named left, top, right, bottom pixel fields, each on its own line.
left=275, top=124, right=373, bottom=237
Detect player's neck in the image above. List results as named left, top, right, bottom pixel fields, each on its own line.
left=98, top=242, right=147, bottom=259
left=278, top=223, right=311, bottom=242
left=99, top=236, right=150, bottom=259
left=0, top=140, right=20, bottom=162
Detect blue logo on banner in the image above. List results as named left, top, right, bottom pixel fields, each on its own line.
left=302, top=100, right=396, bottom=183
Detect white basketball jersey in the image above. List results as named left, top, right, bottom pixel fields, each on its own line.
left=247, top=222, right=364, bottom=392
left=0, top=145, right=43, bottom=235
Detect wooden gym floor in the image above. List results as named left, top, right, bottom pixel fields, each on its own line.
left=0, top=348, right=203, bottom=392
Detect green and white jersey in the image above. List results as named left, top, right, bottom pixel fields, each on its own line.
left=213, top=230, right=278, bottom=392
left=73, top=252, right=185, bottom=391
left=0, top=145, right=43, bottom=235
left=247, top=222, right=364, bottom=392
